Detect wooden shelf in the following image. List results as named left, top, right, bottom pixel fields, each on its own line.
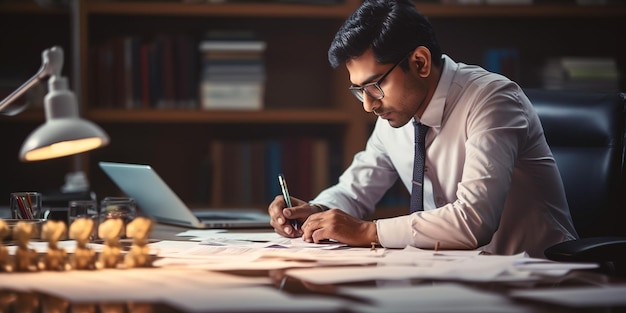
left=0, top=2, right=66, bottom=14
left=86, top=108, right=353, bottom=124
left=84, top=1, right=626, bottom=18
left=2, top=108, right=356, bottom=125
left=84, top=1, right=357, bottom=18
left=416, top=3, right=626, bottom=17
left=3, top=1, right=626, bottom=18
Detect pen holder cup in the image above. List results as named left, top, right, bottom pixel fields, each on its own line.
left=10, top=192, right=42, bottom=220
left=68, top=200, right=99, bottom=242
left=99, top=197, right=136, bottom=239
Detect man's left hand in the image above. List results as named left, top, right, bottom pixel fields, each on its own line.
left=300, top=209, right=377, bottom=247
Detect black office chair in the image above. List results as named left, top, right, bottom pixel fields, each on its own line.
left=525, top=89, right=626, bottom=273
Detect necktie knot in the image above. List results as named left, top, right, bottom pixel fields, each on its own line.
left=414, top=121, right=429, bottom=144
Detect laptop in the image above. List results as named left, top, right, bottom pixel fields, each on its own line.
left=99, top=162, right=271, bottom=229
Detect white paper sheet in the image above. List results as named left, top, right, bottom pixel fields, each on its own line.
left=165, top=286, right=348, bottom=313
left=510, top=284, right=626, bottom=307
left=338, top=283, right=529, bottom=313
left=1, top=268, right=272, bottom=303
left=284, top=254, right=595, bottom=284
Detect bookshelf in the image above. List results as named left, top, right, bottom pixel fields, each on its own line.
left=1, top=0, right=625, bottom=213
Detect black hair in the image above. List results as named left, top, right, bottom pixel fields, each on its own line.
left=328, top=0, right=442, bottom=69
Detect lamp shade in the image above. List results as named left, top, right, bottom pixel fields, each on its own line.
left=20, top=118, right=109, bottom=161
left=19, top=75, right=109, bottom=161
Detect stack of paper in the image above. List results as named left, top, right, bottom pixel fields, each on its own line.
left=198, top=31, right=266, bottom=110
left=541, top=57, right=620, bottom=92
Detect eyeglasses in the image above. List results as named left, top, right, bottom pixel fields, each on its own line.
left=348, top=53, right=409, bottom=102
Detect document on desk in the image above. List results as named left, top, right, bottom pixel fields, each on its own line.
left=338, top=283, right=528, bottom=313
left=510, top=284, right=626, bottom=307
left=153, top=240, right=377, bottom=270
left=284, top=253, right=597, bottom=285
left=177, top=229, right=279, bottom=241
left=156, top=249, right=383, bottom=270
left=0, top=267, right=349, bottom=312
left=176, top=229, right=228, bottom=240
left=261, top=247, right=385, bottom=264
left=148, top=239, right=205, bottom=255
left=177, top=229, right=347, bottom=249
left=0, top=268, right=272, bottom=302
left=156, top=244, right=265, bottom=262
left=167, top=286, right=348, bottom=313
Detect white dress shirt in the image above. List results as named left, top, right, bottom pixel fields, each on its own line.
left=311, top=55, right=578, bottom=258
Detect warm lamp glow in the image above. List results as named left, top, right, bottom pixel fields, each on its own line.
left=22, top=137, right=104, bottom=161
left=0, top=46, right=110, bottom=162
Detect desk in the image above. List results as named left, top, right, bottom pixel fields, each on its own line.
left=1, top=222, right=626, bottom=313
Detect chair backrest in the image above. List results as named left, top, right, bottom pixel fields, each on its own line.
left=525, top=89, right=626, bottom=238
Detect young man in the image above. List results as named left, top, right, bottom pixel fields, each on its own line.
left=268, top=0, right=578, bottom=257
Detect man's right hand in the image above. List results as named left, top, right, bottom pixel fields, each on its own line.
left=268, top=196, right=324, bottom=238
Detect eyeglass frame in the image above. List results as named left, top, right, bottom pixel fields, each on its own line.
left=348, top=53, right=410, bottom=102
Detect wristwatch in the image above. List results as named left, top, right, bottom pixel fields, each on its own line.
left=309, top=203, right=329, bottom=212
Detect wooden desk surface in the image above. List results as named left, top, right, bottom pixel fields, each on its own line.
left=1, top=221, right=625, bottom=313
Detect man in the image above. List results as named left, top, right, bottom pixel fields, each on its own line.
left=268, top=0, right=578, bottom=257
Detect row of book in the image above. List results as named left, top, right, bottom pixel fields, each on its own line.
left=182, top=0, right=344, bottom=5
left=441, top=0, right=618, bottom=4
left=200, top=137, right=414, bottom=208
left=483, top=48, right=621, bottom=93
left=88, top=32, right=269, bottom=110
left=540, top=57, right=620, bottom=92
left=89, top=34, right=200, bottom=110
left=483, top=48, right=521, bottom=83
left=204, top=137, right=344, bottom=206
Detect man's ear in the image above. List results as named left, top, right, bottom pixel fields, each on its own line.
left=411, top=46, right=432, bottom=78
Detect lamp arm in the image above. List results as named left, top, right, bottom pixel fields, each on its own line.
left=0, top=46, right=64, bottom=116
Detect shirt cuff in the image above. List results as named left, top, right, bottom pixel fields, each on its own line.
left=376, top=215, right=415, bottom=248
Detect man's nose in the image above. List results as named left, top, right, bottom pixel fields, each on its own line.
left=362, top=96, right=378, bottom=113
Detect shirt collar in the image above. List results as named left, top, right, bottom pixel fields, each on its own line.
left=417, top=54, right=457, bottom=129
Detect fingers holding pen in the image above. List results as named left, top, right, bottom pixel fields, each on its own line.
left=268, top=195, right=309, bottom=237
left=282, top=202, right=319, bottom=236
left=281, top=206, right=302, bottom=236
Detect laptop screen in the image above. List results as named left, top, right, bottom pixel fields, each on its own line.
left=98, top=162, right=271, bottom=229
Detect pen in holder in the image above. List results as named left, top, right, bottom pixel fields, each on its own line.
left=10, top=192, right=42, bottom=220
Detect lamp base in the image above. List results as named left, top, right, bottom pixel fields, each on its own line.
left=61, top=170, right=89, bottom=193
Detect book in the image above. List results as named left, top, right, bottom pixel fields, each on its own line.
left=199, top=80, right=264, bottom=110
left=199, top=40, right=266, bottom=52
left=311, top=138, right=330, bottom=196
left=209, top=140, right=224, bottom=206
left=483, top=48, right=520, bottom=82
left=265, top=138, right=282, bottom=202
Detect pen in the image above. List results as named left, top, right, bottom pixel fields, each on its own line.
left=278, top=173, right=298, bottom=230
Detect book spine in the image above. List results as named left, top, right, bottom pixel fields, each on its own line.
left=265, top=139, right=282, bottom=202
left=140, top=42, right=151, bottom=108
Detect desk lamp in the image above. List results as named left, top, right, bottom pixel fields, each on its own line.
left=0, top=46, right=109, bottom=161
